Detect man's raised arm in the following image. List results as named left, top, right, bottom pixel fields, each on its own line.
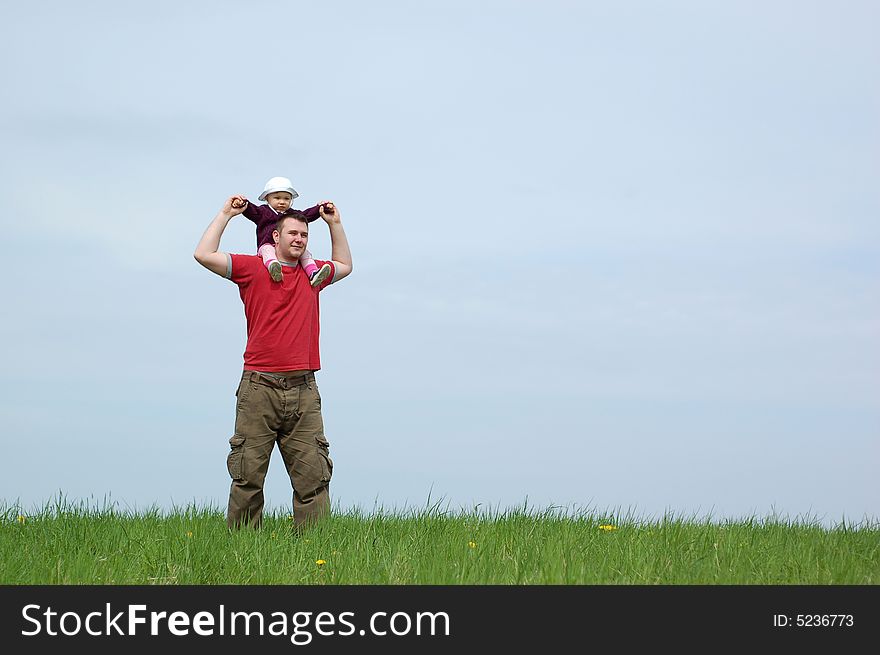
left=318, top=202, right=353, bottom=282
left=194, top=196, right=247, bottom=277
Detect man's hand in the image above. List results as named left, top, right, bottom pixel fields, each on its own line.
left=318, top=200, right=340, bottom=224
left=225, top=195, right=249, bottom=215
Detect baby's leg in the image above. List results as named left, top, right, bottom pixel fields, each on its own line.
left=259, top=243, right=277, bottom=266
left=302, top=248, right=333, bottom=288
left=300, top=249, right=318, bottom=278
left=259, top=243, right=283, bottom=282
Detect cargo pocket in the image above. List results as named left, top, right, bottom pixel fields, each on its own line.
left=316, top=434, right=333, bottom=484
left=227, top=435, right=245, bottom=480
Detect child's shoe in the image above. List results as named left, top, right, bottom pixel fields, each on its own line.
left=310, top=263, right=332, bottom=287
left=268, top=260, right=283, bottom=282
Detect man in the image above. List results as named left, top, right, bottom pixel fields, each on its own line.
left=194, top=195, right=353, bottom=529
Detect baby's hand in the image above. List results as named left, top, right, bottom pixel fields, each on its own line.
left=231, top=196, right=248, bottom=209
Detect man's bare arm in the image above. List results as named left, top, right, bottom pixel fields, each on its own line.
left=318, top=201, right=353, bottom=282
left=194, top=196, right=247, bottom=277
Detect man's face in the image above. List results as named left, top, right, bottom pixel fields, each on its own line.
left=266, top=191, right=293, bottom=213
left=273, top=217, right=308, bottom=262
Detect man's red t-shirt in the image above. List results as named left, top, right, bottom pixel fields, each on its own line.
left=228, top=255, right=335, bottom=372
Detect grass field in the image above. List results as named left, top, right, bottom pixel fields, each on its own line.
left=2, top=500, right=877, bottom=584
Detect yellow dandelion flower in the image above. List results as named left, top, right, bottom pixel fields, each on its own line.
left=186, top=531, right=193, bottom=538
left=468, top=541, right=477, bottom=548
left=315, top=559, right=327, bottom=566
left=17, top=515, right=26, bottom=524
left=599, top=524, right=618, bottom=531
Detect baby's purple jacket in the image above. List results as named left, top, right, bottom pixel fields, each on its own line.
left=243, top=202, right=322, bottom=249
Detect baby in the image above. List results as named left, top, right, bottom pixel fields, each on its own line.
left=235, top=176, right=333, bottom=286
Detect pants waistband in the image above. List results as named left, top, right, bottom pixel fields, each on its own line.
left=245, top=370, right=315, bottom=389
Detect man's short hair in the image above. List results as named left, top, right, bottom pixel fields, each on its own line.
left=275, top=209, right=308, bottom=234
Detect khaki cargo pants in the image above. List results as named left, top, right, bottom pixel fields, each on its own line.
left=226, top=370, right=333, bottom=530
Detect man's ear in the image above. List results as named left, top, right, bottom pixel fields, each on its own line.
left=272, top=229, right=280, bottom=244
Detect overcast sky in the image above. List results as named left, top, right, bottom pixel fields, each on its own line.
left=1, top=1, right=877, bottom=526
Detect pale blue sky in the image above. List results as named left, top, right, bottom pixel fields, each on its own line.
left=1, top=1, right=877, bottom=525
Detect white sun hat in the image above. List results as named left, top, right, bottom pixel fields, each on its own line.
left=258, top=176, right=300, bottom=201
